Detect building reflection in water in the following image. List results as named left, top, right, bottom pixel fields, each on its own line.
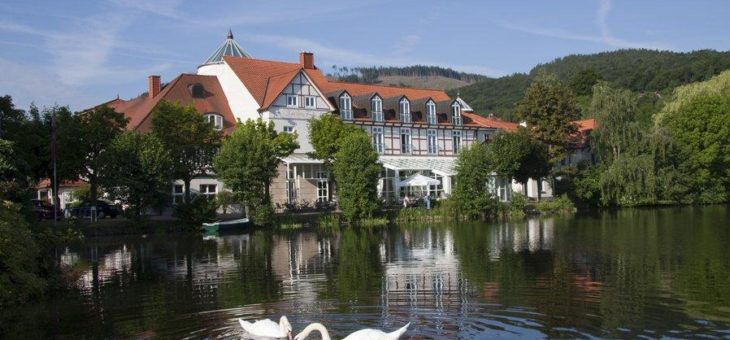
left=58, top=218, right=558, bottom=334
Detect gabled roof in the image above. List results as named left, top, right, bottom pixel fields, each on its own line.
left=107, top=74, right=236, bottom=133
left=223, top=56, right=303, bottom=109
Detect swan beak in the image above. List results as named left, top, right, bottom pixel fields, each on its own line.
left=288, top=332, right=293, bottom=340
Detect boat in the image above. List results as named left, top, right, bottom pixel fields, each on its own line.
left=201, top=218, right=249, bottom=233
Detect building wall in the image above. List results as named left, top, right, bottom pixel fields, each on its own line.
left=197, top=63, right=260, bottom=123
left=265, top=72, right=332, bottom=154
left=271, top=162, right=289, bottom=207
left=360, top=124, right=485, bottom=156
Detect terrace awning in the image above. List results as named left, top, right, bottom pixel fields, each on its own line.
left=379, top=156, right=457, bottom=177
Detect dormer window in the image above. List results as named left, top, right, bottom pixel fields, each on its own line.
left=426, top=100, right=437, bottom=125
left=451, top=102, right=462, bottom=126
left=190, top=84, right=204, bottom=98
left=371, top=96, right=383, bottom=122
left=204, top=113, right=223, bottom=130
left=399, top=98, right=410, bottom=123
left=340, top=93, right=352, bottom=120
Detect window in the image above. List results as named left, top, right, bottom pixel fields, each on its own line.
left=452, top=103, right=462, bottom=126
left=199, top=184, right=217, bottom=199
left=283, top=126, right=295, bottom=134
left=399, top=98, right=411, bottom=122
left=452, top=130, right=462, bottom=153
left=286, top=95, right=299, bottom=108
left=340, top=93, right=352, bottom=120
left=190, top=84, right=204, bottom=98
left=172, top=184, right=184, bottom=204
left=400, top=128, right=412, bottom=154
left=427, top=129, right=438, bottom=154
left=372, top=96, right=383, bottom=122
left=317, top=180, right=329, bottom=202
left=427, top=100, right=437, bottom=125
left=204, top=113, right=223, bottom=130
left=304, top=96, right=316, bottom=108
left=372, top=127, right=384, bottom=153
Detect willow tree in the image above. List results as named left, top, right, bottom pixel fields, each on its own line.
left=591, top=82, right=661, bottom=205
left=213, top=119, right=298, bottom=224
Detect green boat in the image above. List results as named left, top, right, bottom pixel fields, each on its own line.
left=202, top=218, right=249, bottom=233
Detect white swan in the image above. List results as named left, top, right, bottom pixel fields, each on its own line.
left=238, top=316, right=292, bottom=339
left=293, top=322, right=409, bottom=340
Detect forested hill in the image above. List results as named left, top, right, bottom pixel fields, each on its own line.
left=450, top=49, right=730, bottom=120
left=327, top=65, right=489, bottom=90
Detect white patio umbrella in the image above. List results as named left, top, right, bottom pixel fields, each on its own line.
left=398, top=174, right=440, bottom=198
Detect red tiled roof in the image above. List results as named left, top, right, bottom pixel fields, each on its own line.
left=573, top=118, right=596, bottom=132
left=223, top=56, right=302, bottom=108
left=462, top=112, right=520, bottom=131
left=106, top=74, right=236, bottom=134
left=304, top=68, right=450, bottom=102
left=223, top=56, right=452, bottom=111
left=37, top=179, right=87, bottom=189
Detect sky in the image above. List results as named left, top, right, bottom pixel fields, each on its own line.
left=1, top=0, right=728, bottom=111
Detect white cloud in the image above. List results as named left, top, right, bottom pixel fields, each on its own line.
left=496, top=0, right=671, bottom=50
left=0, top=57, right=84, bottom=110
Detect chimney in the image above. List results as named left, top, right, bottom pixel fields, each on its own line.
left=148, top=75, right=161, bottom=98
left=299, top=52, right=314, bottom=69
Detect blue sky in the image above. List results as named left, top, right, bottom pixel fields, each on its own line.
left=1, top=0, right=728, bottom=111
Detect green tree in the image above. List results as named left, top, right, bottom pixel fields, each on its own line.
left=570, top=68, right=603, bottom=96
left=487, top=129, right=551, bottom=198
left=214, top=118, right=298, bottom=225
left=331, top=132, right=381, bottom=222
left=516, top=75, right=581, bottom=161
left=0, top=201, right=44, bottom=309
left=661, top=94, right=730, bottom=203
left=453, top=143, right=497, bottom=220
left=76, top=105, right=128, bottom=205
left=308, top=114, right=362, bottom=166
left=0, top=140, right=44, bottom=308
left=100, top=132, right=174, bottom=220
left=151, top=101, right=221, bottom=203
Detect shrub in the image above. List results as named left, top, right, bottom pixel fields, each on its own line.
left=508, top=192, right=528, bottom=218
left=535, top=194, right=576, bottom=215
left=0, top=201, right=45, bottom=309
left=173, top=197, right=217, bottom=226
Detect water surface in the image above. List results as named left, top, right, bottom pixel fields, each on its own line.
left=6, top=206, right=730, bottom=338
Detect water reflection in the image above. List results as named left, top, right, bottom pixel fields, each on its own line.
left=6, top=206, right=730, bottom=339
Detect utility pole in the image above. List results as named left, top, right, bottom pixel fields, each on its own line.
left=51, top=107, right=58, bottom=227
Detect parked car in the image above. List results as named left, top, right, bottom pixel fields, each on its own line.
left=66, top=200, right=121, bottom=219
left=31, top=199, right=63, bottom=220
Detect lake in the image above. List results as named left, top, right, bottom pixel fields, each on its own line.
left=5, top=206, right=730, bottom=339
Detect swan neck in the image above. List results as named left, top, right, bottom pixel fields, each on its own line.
left=300, top=323, right=330, bottom=340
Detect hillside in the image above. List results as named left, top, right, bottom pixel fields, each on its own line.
left=450, top=49, right=730, bottom=120
left=377, top=75, right=471, bottom=90
left=327, top=65, right=488, bottom=90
